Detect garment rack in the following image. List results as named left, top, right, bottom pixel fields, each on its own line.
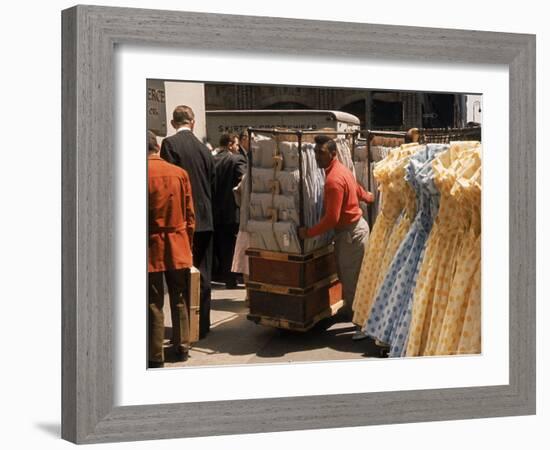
left=247, top=127, right=358, bottom=255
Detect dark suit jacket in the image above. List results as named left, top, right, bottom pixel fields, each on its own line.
left=160, top=129, right=216, bottom=233
left=239, top=146, right=253, bottom=166
left=213, top=149, right=247, bottom=225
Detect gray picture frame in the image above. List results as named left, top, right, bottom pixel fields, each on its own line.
left=61, top=5, right=536, bottom=444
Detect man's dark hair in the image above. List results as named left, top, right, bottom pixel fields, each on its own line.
left=172, top=105, right=195, bottom=125
left=314, top=134, right=337, bottom=153
left=147, top=130, right=158, bottom=152
left=405, top=128, right=420, bottom=143
left=219, top=133, right=237, bottom=147
left=239, top=130, right=249, bottom=141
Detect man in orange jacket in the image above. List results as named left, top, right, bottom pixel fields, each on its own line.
left=148, top=131, right=195, bottom=368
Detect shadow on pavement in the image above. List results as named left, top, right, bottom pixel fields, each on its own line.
left=161, top=286, right=388, bottom=366
left=253, top=323, right=370, bottom=359
left=206, top=297, right=247, bottom=314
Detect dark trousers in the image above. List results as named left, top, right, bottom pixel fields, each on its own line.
left=193, top=231, right=213, bottom=337
left=148, top=269, right=190, bottom=363
left=214, top=223, right=239, bottom=286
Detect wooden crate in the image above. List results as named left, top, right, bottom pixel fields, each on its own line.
left=246, top=245, right=337, bottom=288
left=246, top=245, right=343, bottom=331
left=187, top=266, right=200, bottom=343
left=248, top=300, right=344, bottom=332
left=247, top=275, right=343, bottom=331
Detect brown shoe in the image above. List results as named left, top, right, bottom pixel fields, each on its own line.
left=175, top=349, right=189, bottom=362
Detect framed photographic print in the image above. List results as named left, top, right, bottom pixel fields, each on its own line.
left=61, top=4, right=535, bottom=444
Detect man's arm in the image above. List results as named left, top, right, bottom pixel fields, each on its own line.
left=206, top=150, right=216, bottom=201
left=183, top=175, right=195, bottom=248
left=160, top=139, right=178, bottom=165
left=304, top=182, right=344, bottom=238
left=234, top=154, right=247, bottom=183
left=356, top=182, right=375, bottom=204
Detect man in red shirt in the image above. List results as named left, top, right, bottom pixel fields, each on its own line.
left=148, top=131, right=195, bottom=368
left=298, top=135, right=374, bottom=321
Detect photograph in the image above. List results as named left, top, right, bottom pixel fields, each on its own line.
left=146, top=80, right=483, bottom=369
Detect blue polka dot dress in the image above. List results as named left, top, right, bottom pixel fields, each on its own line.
left=363, top=144, right=448, bottom=357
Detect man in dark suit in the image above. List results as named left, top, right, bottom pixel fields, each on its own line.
left=213, top=133, right=247, bottom=288
left=160, top=105, right=216, bottom=339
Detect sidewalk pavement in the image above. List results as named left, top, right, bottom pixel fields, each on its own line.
left=162, top=284, right=381, bottom=368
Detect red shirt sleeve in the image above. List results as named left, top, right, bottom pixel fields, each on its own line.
left=356, top=182, right=371, bottom=203
left=306, top=181, right=344, bottom=238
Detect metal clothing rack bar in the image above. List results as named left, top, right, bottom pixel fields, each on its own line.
left=418, top=126, right=481, bottom=132
left=351, top=131, right=357, bottom=163
left=418, top=126, right=481, bottom=144
left=298, top=130, right=358, bottom=136
left=247, top=128, right=358, bottom=136
left=360, top=130, right=407, bottom=139
left=297, top=131, right=305, bottom=254
left=246, top=127, right=254, bottom=214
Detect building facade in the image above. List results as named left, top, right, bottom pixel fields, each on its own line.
left=205, top=84, right=469, bottom=130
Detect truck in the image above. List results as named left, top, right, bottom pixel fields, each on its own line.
left=205, top=109, right=361, bottom=146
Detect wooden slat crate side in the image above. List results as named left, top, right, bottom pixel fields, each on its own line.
left=248, top=279, right=342, bottom=326
left=303, top=252, right=337, bottom=286
left=247, top=299, right=344, bottom=332
left=188, top=267, right=200, bottom=343
left=328, top=281, right=343, bottom=306
left=303, top=281, right=342, bottom=319
left=245, top=244, right=334, bottom=262
left=248, top=257, right=303, bottom=287
left=245, top=248, right=303, bottom=261
left=249, top=251, right=337, bottom=288
left=247, top=273, right=339, bottom=296
left=249, top=290, right=305, bottom=323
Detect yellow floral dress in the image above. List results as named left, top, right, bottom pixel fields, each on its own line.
left=352, top=144, right=422, bottom=327
left=406, top=142, right=481, bottom=356
left=436, top=157, right=482, bottom=355
left=352, top=149, right=403, bottom=326
left=457, top=252, right=481, bottom=354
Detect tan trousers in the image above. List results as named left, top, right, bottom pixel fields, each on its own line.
left=333, top=217, right=370, bottom=319
left=148, top=269, right=190, bottom=363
